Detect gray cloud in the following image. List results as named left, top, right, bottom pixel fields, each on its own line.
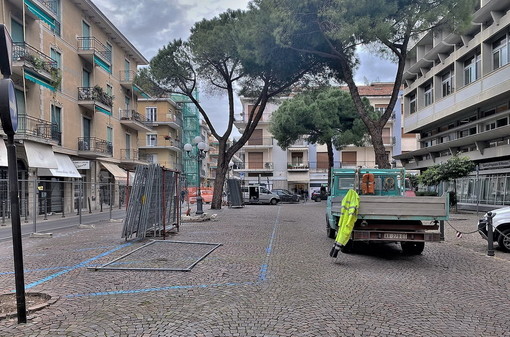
left=95, top=1, right=397, bottom=135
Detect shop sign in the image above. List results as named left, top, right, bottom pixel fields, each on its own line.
left=73, top=160, right=90, bottom=170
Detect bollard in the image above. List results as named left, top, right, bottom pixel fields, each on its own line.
left=88, top=197, right=92, bottom=214
left=61, top=197, right=65, bottom=218
left=109, top=183, right=113, bottom=221
left=43, top=198, right=48, bottom=220
left=487, top=212, right=495, bottom=256
left=1, top=200, right=5, bottom=225
left=24, top=199, right=28, bottom=223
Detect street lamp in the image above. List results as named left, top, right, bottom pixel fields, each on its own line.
left=184, top=136, right=209, bottom=214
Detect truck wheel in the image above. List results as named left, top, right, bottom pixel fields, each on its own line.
left=270, top=198, right=278, bottom=205
left=401, top=241, right=425, bottom=255
left=497, top=228, right=510, bottom=252
left=327, top=217, right=336, bottom=239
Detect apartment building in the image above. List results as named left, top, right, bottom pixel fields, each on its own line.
left=137, top=98, right=183, bottom=171
left=395, top=0, right=510, bottom=208
left=235, top=83, right=416, bottom=195
left=0, top=0, right=148, bottom=215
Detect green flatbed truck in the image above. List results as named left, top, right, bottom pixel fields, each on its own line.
left=326, top=168, right=449, bottom=255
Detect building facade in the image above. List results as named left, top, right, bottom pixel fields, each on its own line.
left=0, top=0, right=149, bottom=216
left=137, top=98, right=183, bottom=171
left=395, top=0, right=510, bottom=209
left=234, top=84, right=416, bottom=195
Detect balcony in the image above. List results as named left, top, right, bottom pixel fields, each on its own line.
left=119, top=110, right=152, bottom=132
left=119, top=70, right=136, bottom=90
left=144, top=114, right=183, bottom=129
left=287, top=138, right=308, bottom=149
left=77, top=86, right=113, bottom=114
left=12, top=115, right=61, bottom=145
left=138, top=138, right=182, bottom=152
left=77, top=137, right=113, bottom=158
left=119, top=149, right=149, bottom=169
left=8, top=0, right=60, bottom=34
left=12, top=42, right=59, bottom=90
left=287, top=163, right=309, bottom=171
left=77, top=37, right=112, bottom=72
left=232, top=161, right=274, bottom=171
left=244, top=137, right=274, bottom=147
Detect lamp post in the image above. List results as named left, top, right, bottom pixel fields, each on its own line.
left=184, top=136, right=209, bottom=215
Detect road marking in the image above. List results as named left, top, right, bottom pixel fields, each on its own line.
left=65, top=206, right=283, bottom=298
left=18, top=241, right=136, bottom=291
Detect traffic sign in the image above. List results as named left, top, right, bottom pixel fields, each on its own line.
left=0, top=24, right=12, bottom=77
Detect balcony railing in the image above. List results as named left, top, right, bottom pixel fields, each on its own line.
left=78, top=137, right=113, bottom=155
left=78, top=87, right=114, bottom=107
left=12, top=42, right=57, bottom=74
left=34, top=0, right=58, bottom=15
left=120, top=149, right=142, bottom=161
left=232, top=162, right=274, bottom=170
left=15, top=115, right=61, bottom=144
left=120, top=109, right=144, bottom=122
left=287, top=163, right=309, bottom=170
left=119, top=69, right=136, bottom=82
left=246, top=137, right=273, bottom=146
left=77, top=37, right=112, bottom=63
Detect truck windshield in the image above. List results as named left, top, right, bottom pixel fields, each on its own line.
left=338, top=178, right=354, bottom=189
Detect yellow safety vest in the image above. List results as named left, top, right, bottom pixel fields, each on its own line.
left=335, top=189, right=360, bottom=246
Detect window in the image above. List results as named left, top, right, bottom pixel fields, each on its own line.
left=441, top=71, right=453, bottom=97
left=409, top=94, right=416, bottom=114
left=124, top=59, right=131, bottom=81
left=464, top=53, right=480, bottom=85
left=146, top=107, right=157, bottom=122
left=51, top=105, right=61, bottom=144
left=493, top=35, right=509, bottom=70
left=107, top=127, right=113, bottom=153
left=50, top=48, right=61, bottom=90
left=424, top=83, right=433, bottom=106
left=52, top=0, right=61, bottom=36
left=147, top=134, right=157, bottom=146
left=106, top=42, right=113, bottom=63
left=106, top=84, right=113, bottom=96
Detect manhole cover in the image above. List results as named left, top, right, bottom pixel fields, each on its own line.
left=0, top=292, right=58, bottom=320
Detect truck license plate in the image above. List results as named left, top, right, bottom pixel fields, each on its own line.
left=383, top=233, right=408, bottom=240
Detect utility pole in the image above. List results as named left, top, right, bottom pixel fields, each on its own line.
left=0, top=24, right=27, bottom=324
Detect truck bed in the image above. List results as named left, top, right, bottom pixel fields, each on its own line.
left=330, top=194, right=449, bottom=221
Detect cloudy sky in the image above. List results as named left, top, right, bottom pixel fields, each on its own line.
left=95, top=0, right=396, bottom=134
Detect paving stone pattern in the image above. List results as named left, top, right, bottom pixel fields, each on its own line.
left=0, top=203, right=508, bottom=336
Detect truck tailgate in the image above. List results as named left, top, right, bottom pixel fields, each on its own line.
left=331, top=194, right=449, bottom=221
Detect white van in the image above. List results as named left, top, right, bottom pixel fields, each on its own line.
left=241, top=185, right=280, bottom=205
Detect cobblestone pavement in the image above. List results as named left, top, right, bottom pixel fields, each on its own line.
left=0, top=202, right=508, bottom=336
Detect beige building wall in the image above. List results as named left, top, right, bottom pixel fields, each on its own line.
left=0, top=0, right=149, bottom=214
left=137, top=98, right=183, bottom=171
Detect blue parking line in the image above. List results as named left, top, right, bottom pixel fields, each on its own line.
left=66, top=281, right=255, bottom=298
left=65, top=207, right=281, bottom=298
left=258, top=207, right=280, bottom=282
left=19, top=241, right=136, bottom=291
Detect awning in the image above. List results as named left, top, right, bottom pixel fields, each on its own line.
left=38, top=153, right=81, bottom=178
left=24, top=70, right=55, bottom=91
left=24, top=0, right=57, bottom=29
left=101, top=162, right=128, bottom=184
left=0, top=140, right=7, bottom=167
left=24, top=141, right=58, bottom=169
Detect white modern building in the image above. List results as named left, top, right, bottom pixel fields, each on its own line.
left=395, top=0, right=510, bottom=209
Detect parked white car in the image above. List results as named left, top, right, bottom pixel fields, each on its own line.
left=478, top=206, right=510, bottom=252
